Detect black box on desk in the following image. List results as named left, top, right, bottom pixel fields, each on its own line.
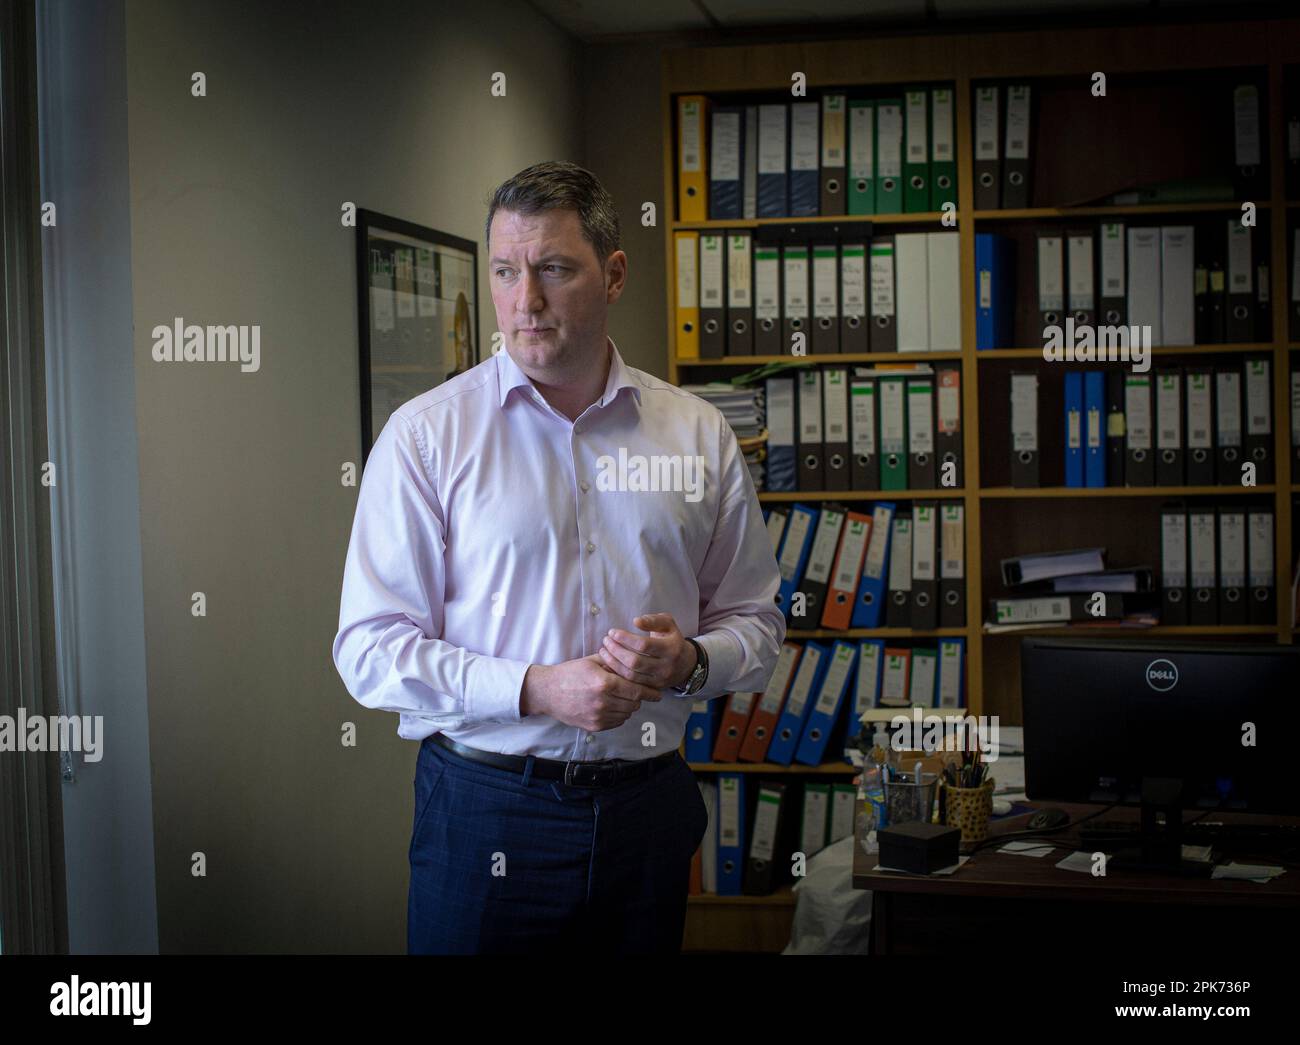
left=879, top=822, right=961, bottom=874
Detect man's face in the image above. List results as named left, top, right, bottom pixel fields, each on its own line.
left=488, top=207, right=625, bottom=377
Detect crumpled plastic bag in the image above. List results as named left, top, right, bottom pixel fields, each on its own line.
left=780, top=834, right=873, bottom=955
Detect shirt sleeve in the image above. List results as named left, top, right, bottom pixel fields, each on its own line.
left=331, top=412, right=530, bottom=728
left=688, top=411, right=787, bottom=699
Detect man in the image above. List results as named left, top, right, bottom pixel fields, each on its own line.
left=332, top=160, right=784, bottom=954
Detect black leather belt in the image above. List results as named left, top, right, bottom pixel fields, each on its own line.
left=428, top=731, right=680, bottom=789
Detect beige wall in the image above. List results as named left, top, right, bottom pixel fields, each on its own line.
left=125, top=0, right=584, bottom=952
left=580, top=39, right=672, bottom=380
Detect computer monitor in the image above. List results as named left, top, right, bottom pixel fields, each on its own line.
left=1021, top=638, right=1300, bottom=817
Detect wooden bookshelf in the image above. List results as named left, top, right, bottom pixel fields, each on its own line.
left=662, top=15, right=1300, bottom=952
left=758, top=488, right=964, bottom=501
left=971, top=202, right=1270, bottom=220
left=686, top=761, right=856, bottom=774
left=676, top=351, right=964, bottom=365
left=975, top=344, right=1274, bottom=358
left=979, top=485, right=1277, bottom=498
left=785, top=627, right=964, bottom=639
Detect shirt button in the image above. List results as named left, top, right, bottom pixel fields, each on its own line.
left=586, top=541, right=595, bottom=553
left=589, top=603, right=599, bottom=615
left=579, top=480, right=590, bottom=492
left=585, top=735, right=594, bottom=744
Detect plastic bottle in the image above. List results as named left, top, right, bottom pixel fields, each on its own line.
left=857, top=729, right=890, bottom=852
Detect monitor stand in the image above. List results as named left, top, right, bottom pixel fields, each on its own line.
left=1104, top=777, right=1213, bottom=878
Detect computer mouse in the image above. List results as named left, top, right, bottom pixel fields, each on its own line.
left=1026, top=808, right=1070, bottom=831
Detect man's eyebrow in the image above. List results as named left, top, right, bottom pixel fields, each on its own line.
left=489, top=254, right=579, bottom=267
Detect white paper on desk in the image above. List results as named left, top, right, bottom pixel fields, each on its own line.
left=1001, top=841, right=1054, bottom=857
left=1211, top=862, right=1286, bottom=882
left=1056, top=850, right=1110, bottom=873
left=876, top=856, right=971, bottom=876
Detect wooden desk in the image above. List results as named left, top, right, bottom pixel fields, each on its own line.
left=853, top=803, right=1300, bottom=955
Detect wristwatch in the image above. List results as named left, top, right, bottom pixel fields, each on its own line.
left=672, top=637, right=708, bottom=696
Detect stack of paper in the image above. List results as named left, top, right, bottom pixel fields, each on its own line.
left=682, top=382, right=767, bottom=488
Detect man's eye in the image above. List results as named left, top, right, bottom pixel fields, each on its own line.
left=544, top=265, right=563, bottom=273
left=495, top=269, right=512, bottom=278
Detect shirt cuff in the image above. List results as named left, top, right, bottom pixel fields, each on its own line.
left=691, top=630, right=741, bottom=700
left=465, top=655, right=530, bottom=724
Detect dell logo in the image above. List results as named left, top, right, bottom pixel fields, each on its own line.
left=1145, top=659, right=1179, bottom=692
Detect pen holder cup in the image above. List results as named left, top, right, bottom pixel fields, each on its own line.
left=882, top=771, right=939, bottom=826
left=943, top=778, right=996, bottom=843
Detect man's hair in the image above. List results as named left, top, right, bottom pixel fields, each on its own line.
left=485, top=161, right=621, bottom=265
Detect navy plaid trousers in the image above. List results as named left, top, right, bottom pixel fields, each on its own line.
left=407, top=734, right=710, bottom=954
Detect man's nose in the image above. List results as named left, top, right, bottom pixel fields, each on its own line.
left=515, top=268, right=545, bottom=314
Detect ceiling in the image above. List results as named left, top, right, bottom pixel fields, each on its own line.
left=529, top=0, right=1277, bottom=42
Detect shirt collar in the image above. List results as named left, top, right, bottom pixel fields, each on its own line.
left=496, top=335, right=642, bottom=410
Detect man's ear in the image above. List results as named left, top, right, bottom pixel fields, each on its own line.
left=605, top=250, right=628, bottom=303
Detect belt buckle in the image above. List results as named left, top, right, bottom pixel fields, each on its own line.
left=564, top=760, right=612, bottom=788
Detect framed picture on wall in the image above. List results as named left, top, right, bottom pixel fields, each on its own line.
left=355, top=209, right=479, bottom=461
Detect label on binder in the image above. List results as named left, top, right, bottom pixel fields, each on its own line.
left=863, top=507, right=891, bottom=579
left=1217, top=371, right=1242, bottom=447
left=830, top=517, right=870, bottom=594
left=932, top=89, right=954, bottom=162
left=941, top=505, right=964, bottom=579
left=1245, top=360, right=1270, bottom=435
left=1161, top=514, right=1187, bottom=588
left=805, top=510, right=844, bottom=584
left=842, top=246, right=866, bottom=316
left=825, top=371, right=848, bottom=444
left=777, top=511, right=812, bottom=581
left=813, top=248, right=838, bottom=320
left=938, top=372, right=960, bottom=434
left=1227, top=224, right=1253, bottom=294
left=1011, top=374, right=1038, bottom=452
left=755, top=249, right=780, bottom=325
left=784, top=253, right=809, bottom=318
left=849, top=105, right=873, bottom=179
left=712, top=112, right=740, bottom=181
left=680, top=100, right=702, bottom=171
left=851, top=382, right=876, bottom=456
left=1125, top=378, right=1152, bottom=449
left=1005, top=86, right=1030, bottom=160
left=908, top=384, right=934, bottom=454
left=728, top=235, right=752, bottom=308
left=815, top=644, right=856, bottom=715
left=1187, top=374, right=1211, bottom=448
left=880, top=380, right=906, bottom=454
left=1189, top=513, right=1216, bottom=589
left=1248, top=513, right=1274, bottom=586
left=758, top=106, right=785, bottom=174
left=1234, top=85, right=1261, bottom=167
left=1220, top=513, right=1245, bottom=589
left=912, top=506, right=935, bottom=581
left=1157, top=374, right=1181, bottom=448
left=975, top=88, right=998, bottom=160
left=1100, top=223, right=1125, bottom=297
left=871, top=244, right=895, bottom=317
left=876, top=105, right=903, bottom=178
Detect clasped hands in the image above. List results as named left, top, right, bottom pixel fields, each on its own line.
left=519, top=613, right=698, bottom=733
